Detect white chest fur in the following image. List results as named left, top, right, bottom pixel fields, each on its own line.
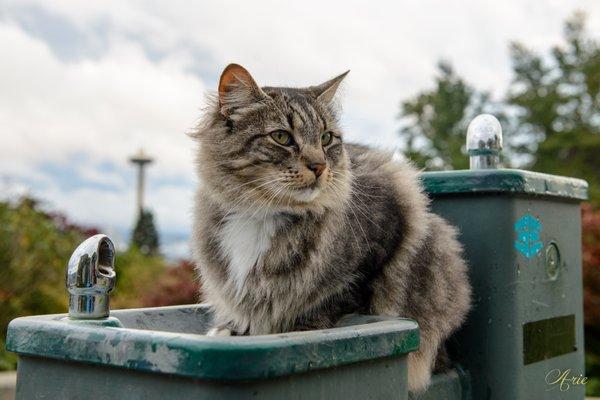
left=217, top=213, right=278, bottom=294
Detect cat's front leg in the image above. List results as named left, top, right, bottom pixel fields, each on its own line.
left=206, top=327, right=232, bottom=336
left=407, top=331, right=438, bottom=393
left=407, top=348, right=434, bottom=392
left=206, top=322, right=234, bottom=336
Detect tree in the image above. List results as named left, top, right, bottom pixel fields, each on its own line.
left=109, top=246, right=170, bottom=309
left=131, top=209, right=160, bottom=255
left=142, top=260, right=201, bottom=307
left=0, top=198, right=177, bottom=370
left=507, top=12, right=600, bottom=205
left=0, top=198, right=82, bottom=370
left=398, top=61, right=496, bottom=170
left=583, top=203, right=600, bottom=394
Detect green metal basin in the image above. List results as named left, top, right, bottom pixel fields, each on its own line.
left=7, top=304, right=423, bottom=399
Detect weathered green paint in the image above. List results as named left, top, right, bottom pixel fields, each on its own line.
left=422, top=169, right=588, bottom=200
left=6, top=306, right=419, bottom=381
left=59, top=316, right=123, bottom=327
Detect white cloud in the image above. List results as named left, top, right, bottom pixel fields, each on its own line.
left=0, top=21, right=202, bottom=175
left=10, top=1, right=600, bottom=138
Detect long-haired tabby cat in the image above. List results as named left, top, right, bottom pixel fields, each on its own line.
left=191, top=64, right=471, bottom=392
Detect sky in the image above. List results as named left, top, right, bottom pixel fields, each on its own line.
left=1, top=0, right=600, bottom=258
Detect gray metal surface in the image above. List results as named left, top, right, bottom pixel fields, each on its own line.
left=410, top=369, right=471, bottom=400
left=15, top=355, right=408, bottom=400
left=429, top=194, right=585, bottom=399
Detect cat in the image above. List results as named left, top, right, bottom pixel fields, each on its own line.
left=191, top=64, right=471, bottom=392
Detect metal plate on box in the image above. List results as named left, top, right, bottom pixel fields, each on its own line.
left=523, top=315, right=576, bottom=365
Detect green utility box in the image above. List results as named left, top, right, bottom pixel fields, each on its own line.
left=421, top=169, right=588, bottom=399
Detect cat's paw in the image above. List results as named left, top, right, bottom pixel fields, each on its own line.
left=206, top=327, right=232, bottom=337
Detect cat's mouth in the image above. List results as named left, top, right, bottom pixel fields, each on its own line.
left=288, top=185, right=321, bottom=203
left=293, top=181, right=318, bottom=191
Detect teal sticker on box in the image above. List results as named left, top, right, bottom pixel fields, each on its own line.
left=515, top=214, right=543, bottom=259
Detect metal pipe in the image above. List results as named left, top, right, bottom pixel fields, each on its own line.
left=66, top=234, right=116, bottom=319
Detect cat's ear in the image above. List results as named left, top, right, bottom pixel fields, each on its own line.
left=218, top=64, right=266, bottom=114
left=311, top=70, right=350, bottom=103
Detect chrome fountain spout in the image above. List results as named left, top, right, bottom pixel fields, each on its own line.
left=66, top=234, right=116, bottom=319
left=466, top=114, right=503, bottom=169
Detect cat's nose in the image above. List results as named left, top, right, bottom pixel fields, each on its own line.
left=307, top=162, right=326, bottom=178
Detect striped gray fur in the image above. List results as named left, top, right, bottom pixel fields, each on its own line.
left=191, top=64, right=471, bottom=392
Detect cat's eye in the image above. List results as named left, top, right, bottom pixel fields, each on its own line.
left=270, top=130, right=293, bottom=146
left=321, top=131, right=333, bottom=146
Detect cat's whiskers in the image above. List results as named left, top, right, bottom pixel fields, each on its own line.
left=255, top=183, right=288, bottom=232
left=220, top=176, right=286, bottom=214
left=343, top=183, right=384, bottom=230
left=331, top=170, right=384, bottom=199
left=333, top=176, right=385, bottom=235
left=326, top=178, right=362, bottom=251
left=219, top=175, right=279, bottom=197
left=328, top=176, right=371, bottom=244
left=227, top=180, right=287, bottom=234
left=329, top=171, right=386, bottom=228
left=214, top=177, right=287, bottom=233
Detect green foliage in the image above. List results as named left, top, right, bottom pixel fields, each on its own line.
left=131, top=209, right=160, bottom=255
left=0, top=199, right=82, bottom=370
left=110, top=246, right=170, bottom=309
left=507, top=11, right=600, bottom=206
left=587, top=341, right=600, bottom=396
left=398, top=62, right=496, bottom=170
left=142, top=260, right=200, bottom=307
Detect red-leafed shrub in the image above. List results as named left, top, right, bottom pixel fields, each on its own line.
left=583, top=203, right=600, bottom=396
left=142, top=259, right=201, bottom=307
left=583, top=203, right=600, bottom=328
